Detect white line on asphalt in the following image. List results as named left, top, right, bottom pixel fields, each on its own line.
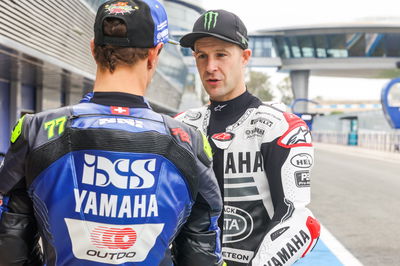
left=321, top=225, right=364, bottom=266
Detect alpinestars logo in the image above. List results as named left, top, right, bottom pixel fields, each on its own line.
left=287, top=127, right=311, bottom=145
left=204, top=11, right=219, bottom=30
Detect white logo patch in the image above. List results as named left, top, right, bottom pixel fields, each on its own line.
left=65, top=219, right=164, bottom=264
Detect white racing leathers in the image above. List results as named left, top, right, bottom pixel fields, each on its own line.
left=176, top=103, right=320, bottom=266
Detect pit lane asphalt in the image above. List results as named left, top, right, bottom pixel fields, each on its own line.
left=308, top=143, right=400, bottom=265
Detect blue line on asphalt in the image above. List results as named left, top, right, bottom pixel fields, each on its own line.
left=295, top=240, right=343, bottom=266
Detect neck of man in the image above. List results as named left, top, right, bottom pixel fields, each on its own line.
left=93, top=60, right=149, bottom=96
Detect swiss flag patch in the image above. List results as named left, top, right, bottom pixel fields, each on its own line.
left=111, top=106, right=130, bottom=115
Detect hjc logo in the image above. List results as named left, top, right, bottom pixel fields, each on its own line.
left=91, top=226, right=137, bottom=250
left=82, top=154, right=156, bottom=189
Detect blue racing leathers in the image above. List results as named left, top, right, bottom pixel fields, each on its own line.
left=0, top=93, right=222, bottom=266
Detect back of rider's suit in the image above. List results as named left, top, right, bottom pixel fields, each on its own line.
left=175, top=97, right=320, bottom=266
left=0, top=98, right=222, bottom=266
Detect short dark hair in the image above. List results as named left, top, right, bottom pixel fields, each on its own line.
left=94, top=18, right=149, bottom=73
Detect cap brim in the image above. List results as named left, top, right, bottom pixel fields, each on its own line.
left=180, top=31, right=243, bottom=50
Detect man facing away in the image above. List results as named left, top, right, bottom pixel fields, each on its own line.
left=0, top=1, right=222, bottom=265
left=175, top=9, right=320, bottom=266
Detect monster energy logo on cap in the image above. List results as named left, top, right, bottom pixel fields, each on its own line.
left=204, top=11, right=218, bottom=31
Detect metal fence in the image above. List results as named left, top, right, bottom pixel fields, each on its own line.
left=312, top=130, right=400, bottom=153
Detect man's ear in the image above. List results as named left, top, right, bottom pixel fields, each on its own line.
left=90, top=39, right=95, bottom=59
left=148, top=43, right=164, bottom=69
left=242, top=48, right=252, bottom=66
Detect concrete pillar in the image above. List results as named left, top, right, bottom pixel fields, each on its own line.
left=40, top=63, right=62, bottom=110
left=69, top=74, right=84, bottom=105
left=10, top=54, right=22, bottom=126
left=35, top=63, right=44, bottom=112
left=62, top=69, right=72, bottom=106
left=290, top=70, right=310, bottom=113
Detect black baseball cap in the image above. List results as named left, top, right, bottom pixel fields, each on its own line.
left=94, top=0, right=178, bottom=48
left=180, top=9, right=249, bottom=50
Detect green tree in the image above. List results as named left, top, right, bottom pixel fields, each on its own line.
left=277, top=77, right=293, bottom=105
left=246, top=71, right=273, bottom=101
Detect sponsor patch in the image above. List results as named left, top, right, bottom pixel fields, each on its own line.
left=171, top=128, right=191, bottom=144
left=245, top=127, right=265, bottom=139
left=156, top=28, right=168, bottom=43
left=211, top=132, right=235, bottom=150
left=202, top=109, right=210, bottom=133
left=222, top=247, right=254, bottom=264
left=255, top=111, right=282, bottom=121
left=105, top=2, right=137, bottom=15
left=260, top=229, right=311, bottom=266
left=214, top=104, right=227, bottom=111
left=202, top=133, right=213, bottom=160
left=290, top=153, right=313, bottom=168
left=91, top=227, right=137, bottom=249
left=295, top=171, right=310, bottom=187
left=250, top=117, right=273, bottom=127
left=65, top=219, right=164, bottom=264
left=223, top=206, right=253, bottom=243
left=44, top=116, right=67, bottom=139
left=184, top=111, right=202, bottom=121
left=224, top=151, right=263, bottom=174
left=98, top=118, right=143, bottom=128
left=227, top=109, right=253, bottom=131
left=279, top=126, right=311, bottom=148
left=10, top=115, right=25, bottom=143
left=271, top=226, right=290, bottom=241
left=82, top=154, right=156, bottom=189
left=278, top=113, right=312, bottom=148
left=212, top=132, right=234, bottom=141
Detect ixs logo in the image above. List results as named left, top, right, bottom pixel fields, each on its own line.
left=204, top=11, right=219, bottom=30
left=223, top=206, right=253, bottom=243
left=65, top=219, right=164, bottom=264
left=82, top=154, right=156, bottom=189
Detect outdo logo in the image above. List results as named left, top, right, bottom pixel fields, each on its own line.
left=91, top=227, right=137, bottom=250
left=82, top=154, right=156, bottom=189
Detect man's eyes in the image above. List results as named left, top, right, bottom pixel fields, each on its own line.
left=195, top=53, right=227, bottom=59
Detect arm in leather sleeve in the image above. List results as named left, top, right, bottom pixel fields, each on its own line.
left=0, top=181, right=43, bottom=266
left=251, top=115, right=320, bottom=265
left=173, top=132, right=223, bottom=266
left=0, top=115, right=43, bottom=265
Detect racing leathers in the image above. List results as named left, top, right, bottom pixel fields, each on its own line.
left=0, top=92, right=222, bottom=266
left=175, top=91, right=320, bottom=266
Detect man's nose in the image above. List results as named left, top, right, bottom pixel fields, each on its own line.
left=206, top=58, right=218, bottom=73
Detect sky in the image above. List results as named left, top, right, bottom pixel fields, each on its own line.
left=200, top=0, right=400, bottom=101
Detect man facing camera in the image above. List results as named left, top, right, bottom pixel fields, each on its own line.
left=175, top=9, right=320, bottom=266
